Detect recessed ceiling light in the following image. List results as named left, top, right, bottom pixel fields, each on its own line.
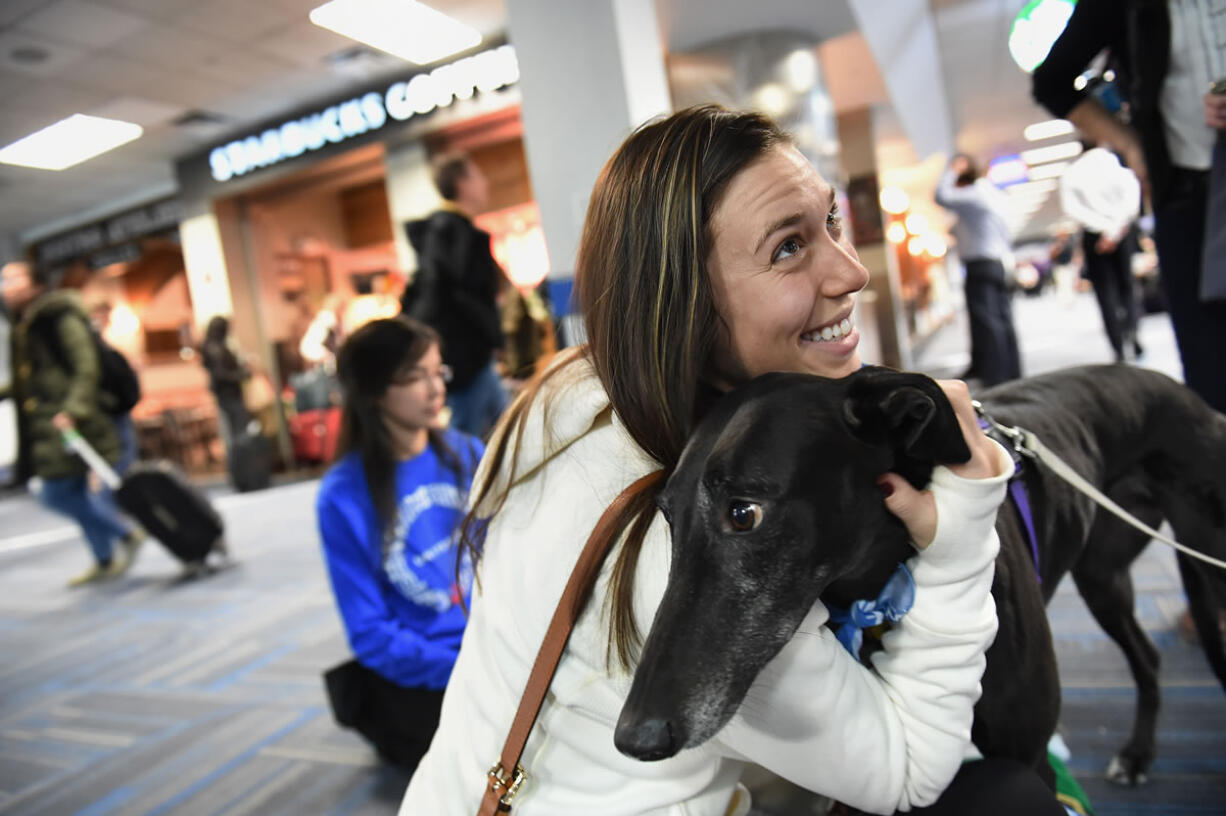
left=9, top=45, right=50, bottom=65
left=1008, top=179, right=1059, bottom=195
left=1020, top=141, right=1083, bottom=166
left=1023, top=118, right=1074, bottom=142
left=1027, top=160, right=1071, bottom=180
left=0, top=114, right=142, bottom=170
left=309, top=0, right=481, bottom=66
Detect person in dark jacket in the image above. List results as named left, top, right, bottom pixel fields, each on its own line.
left=200, top=315, right=251, bottom=448
left=1032, top=0, right=1226, bottom=413
left=401, top=153, right=507, bottom=438
left=0, top=262, right=143, bottom=586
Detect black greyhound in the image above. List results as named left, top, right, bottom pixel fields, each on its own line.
left=614, top=364, right=1226, bottom=787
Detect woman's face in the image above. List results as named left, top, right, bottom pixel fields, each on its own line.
left=378, top=343, right=449, bottom=433
left=706, top=144, right=869, bottom=385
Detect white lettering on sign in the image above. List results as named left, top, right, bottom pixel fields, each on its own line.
left=207, top=45, right=519, bottom=183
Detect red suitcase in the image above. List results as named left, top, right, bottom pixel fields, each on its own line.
left=290, top=407, right=341, bottom=463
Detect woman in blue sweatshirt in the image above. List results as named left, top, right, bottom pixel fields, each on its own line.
left=316, top=316, right=483, bottom=770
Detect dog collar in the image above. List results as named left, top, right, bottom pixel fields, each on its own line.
left=825, top=563, right=915, bottom=658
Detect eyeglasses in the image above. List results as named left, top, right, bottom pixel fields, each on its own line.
left=391, top=364, right=453, bottom=387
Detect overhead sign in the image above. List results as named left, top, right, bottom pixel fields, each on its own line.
left=207, top=44, right=519, bottom=184
left=987, top=154, right=1030, bottom=187
left=33, top=197, right=182, bottom=268
left=1009, top=0, right=1077, bottom=74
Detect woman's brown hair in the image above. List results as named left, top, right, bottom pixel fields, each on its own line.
left=459, top=105, right=789, bottom=668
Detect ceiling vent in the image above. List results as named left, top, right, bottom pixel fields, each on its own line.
left=173, top=110, right=229, bottom=129
left=326, top=45, right=399, bottom=79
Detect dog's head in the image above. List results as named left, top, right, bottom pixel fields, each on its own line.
left=613, top=366, right=971, bottom=761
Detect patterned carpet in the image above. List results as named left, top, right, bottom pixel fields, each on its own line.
left=1, top=294, right=1223, bottom=815
left=0, top=481, right=416, bottom=816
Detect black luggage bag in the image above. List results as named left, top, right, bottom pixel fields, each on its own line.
left=118, top=462, right=224, bottom=562
left=64, top=429, right=226, bottom=564
left=228, top=430, right=272, bottom=493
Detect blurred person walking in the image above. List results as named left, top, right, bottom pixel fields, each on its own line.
left=401, top=153, right=507, bottom=438
left=0, top=262, right=143, bottom=586
left=1048, top=228, right=1081, bottom=306
left=316, top=316, right=483, bottom=772
left=1034, top=0, right=1226, bottom=413
left=200, top=315, right=251, bottom=446
left=87, top=300, right=141, bottom=472
left=201, top=315, right=270, bottom=492
left=1059, top=145, right=1145, bottom=361
left=935, top=154, right=1023, bottom=386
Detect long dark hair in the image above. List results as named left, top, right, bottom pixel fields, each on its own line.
left=460, top=106, right=789, bottom=668
left=335, top=316, right=463, bottom=543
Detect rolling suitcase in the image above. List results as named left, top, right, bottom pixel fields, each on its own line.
left=289, top=407, right=341, bottom=464
left=63, top=429, right=226, bottom=565
left=228, top=429, right=272, bottom=493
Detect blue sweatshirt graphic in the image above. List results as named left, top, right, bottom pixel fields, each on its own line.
left=316, top=429, right=483, bottom=689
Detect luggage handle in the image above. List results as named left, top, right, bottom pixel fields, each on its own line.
left=61, top=428, right=122, bottom=491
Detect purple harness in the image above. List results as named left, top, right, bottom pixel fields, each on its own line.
left=978, top=416, right=1041, bottom=583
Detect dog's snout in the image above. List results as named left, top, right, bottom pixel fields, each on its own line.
left=614, top=714, right=679, bottom=761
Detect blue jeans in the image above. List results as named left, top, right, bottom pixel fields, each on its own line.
left=446, top=363, right=507, bottom=438
left=113, top=413, right=137, bottom=475
left=39, top=474, right=132, bottom=565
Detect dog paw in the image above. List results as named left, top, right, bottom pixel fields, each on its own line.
left=1105, top=755, right=1149, bottom=786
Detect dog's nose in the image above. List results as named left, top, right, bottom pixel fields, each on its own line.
left=614, top=715, right=678, bottom=761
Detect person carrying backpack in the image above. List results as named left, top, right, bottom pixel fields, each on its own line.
left=87, top=300, right=142, bottom=473
left=0, top=262, right=144, bottom=587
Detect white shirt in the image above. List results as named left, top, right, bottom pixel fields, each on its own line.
left=1060, top=148, right=1142, bottom=239
left=1162, top=0, right=1226, bottom=169
left=400, top=353, right=1013, bottom=816
left=934, top=171, right=1014, bottom=263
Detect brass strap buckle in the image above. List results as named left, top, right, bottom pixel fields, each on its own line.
left=487, top=761, right=528, bottom=807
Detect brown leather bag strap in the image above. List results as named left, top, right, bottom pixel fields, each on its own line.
left=478, top=469, right=665, bottom=815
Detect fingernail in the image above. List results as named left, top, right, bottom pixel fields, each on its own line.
left=876, top=478, right=894, bottom=498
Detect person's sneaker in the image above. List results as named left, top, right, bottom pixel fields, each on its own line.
left=67, top=561, right=111, bottom=587
left=119, top=528, right=146, bottom=564
left=104, top=549, right=133, bottom=578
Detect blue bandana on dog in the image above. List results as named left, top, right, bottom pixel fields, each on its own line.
left=825, top=563, right=915, bottom=657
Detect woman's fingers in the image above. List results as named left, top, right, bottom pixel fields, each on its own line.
left=878, top=473, right=936, bottom=550
left=933, top=379, right=1002, bottom=480
left=1205, top=92, right=1226, bottom=130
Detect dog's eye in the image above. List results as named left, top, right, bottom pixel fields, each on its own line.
left=727, top=500, right=763, bottom=532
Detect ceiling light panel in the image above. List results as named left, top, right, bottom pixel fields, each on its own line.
left=1027, top=160, right=1070, bottom=180
left=309, top=0, right=481, bottom=66
left=1020, top=141, right=1083, bottom=165
left=0, top=114, right=143, bottom=170
left=1023, top=118, right=1074, bottom=141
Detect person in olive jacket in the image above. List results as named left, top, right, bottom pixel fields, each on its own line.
left=0, top=262, right=143, bottom=587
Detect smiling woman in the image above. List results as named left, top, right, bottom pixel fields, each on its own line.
left=398, top=106, right=1050, bottom=816
left=705, top=143, right=869, bottom=387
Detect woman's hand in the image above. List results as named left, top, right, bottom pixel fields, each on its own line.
left=1205, top=90, right=1226, bottom=130
left=877, top=379, right=1003, bottom=549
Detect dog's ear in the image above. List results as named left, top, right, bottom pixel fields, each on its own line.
left=843, top=367, right=972, bottom=468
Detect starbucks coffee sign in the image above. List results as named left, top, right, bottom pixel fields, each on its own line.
left=206, top=45, right=519, bottom=183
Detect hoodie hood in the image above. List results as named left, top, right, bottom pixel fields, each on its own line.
left=20, top=288, right=87, bottom=330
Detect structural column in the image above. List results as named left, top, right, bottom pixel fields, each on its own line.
left=504, top=0, right=671, bottom=340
